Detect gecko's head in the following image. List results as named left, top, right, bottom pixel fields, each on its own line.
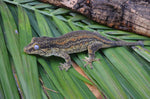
left=24, top=37, right=52, bottom=56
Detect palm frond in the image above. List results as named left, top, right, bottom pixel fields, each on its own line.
left=0, top=0, right=150, bottom=99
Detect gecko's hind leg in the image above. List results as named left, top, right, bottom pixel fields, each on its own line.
left=83, top=42, right=102, bottom=69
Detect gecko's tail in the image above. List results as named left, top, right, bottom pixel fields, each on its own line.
left=114, top=41, right=144, bottom=47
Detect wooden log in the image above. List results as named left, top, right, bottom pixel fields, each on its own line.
left=39, top=0, right=150, bottom=37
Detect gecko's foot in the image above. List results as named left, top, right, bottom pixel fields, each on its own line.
left=83, top=57, right=100, bottom=69
left=59, top=63, right=71, bottom=71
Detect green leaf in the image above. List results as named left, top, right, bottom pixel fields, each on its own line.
left=132, top=46, right=150, bottom=62
left=0, top=2, right=42, bottom=98
left=18, top=6, right=42, bottom=99
left=35, top=11, right=53, bottom=37
left=0, top=23, right=19, bottom=99
left=104, top=47, right=150, bottom=98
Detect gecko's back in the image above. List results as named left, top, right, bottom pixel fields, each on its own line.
left=52, top=31, right=111, bottom=53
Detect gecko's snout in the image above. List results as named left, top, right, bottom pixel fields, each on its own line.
left=24, top=43, right=35, bottom=54
left=24, top=47, right=29, bottom=53
left=24, top=45, right=32, bottom=54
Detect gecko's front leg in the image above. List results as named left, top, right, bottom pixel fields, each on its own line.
left=83, top=42, right=102, bottom=69
left=55, top=52, right=72, bottom=71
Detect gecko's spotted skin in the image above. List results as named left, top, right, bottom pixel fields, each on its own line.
left=24, top=30, right=143, bottom=71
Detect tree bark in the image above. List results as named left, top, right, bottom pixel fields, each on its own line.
left=39, top=0, right=150, bottom=37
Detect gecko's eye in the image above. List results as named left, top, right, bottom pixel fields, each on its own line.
left=34, top=45, right=39, bottom=50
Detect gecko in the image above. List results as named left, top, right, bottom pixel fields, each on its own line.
left=24, top=30, right=143, bottom=71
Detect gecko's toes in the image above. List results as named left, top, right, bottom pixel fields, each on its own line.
left=59, top=63, right=64, bottom=70
left=90, top=65, right=93, bottom=69
left=83, top=62, right=93, bottom=68
left=59, top=63, right=71, bottom=71
left=83, top=63, right=88, bottom=68
left=83, top=57, right=100, bottom=69
left=83, top=57, right=93, bottom=68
